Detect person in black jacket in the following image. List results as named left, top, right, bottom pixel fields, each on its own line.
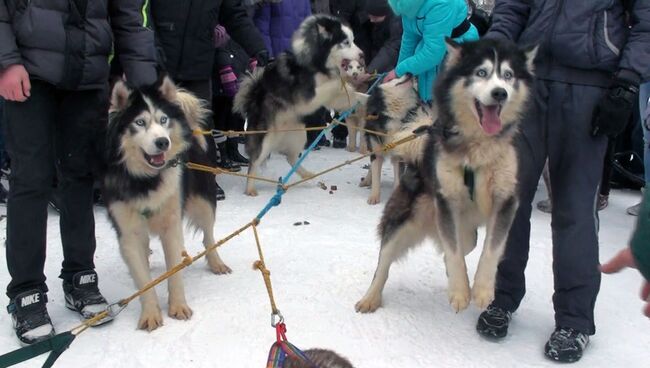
left=150, top=0, right=268, bottom=200
left=0, top=0, right=158, bottom=345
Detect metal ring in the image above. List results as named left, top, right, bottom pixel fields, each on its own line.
left=271, top=311, right=284, bottom=327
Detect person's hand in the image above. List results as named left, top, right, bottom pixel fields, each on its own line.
left=382, top=69, right=397, bottom=83
left=0, top=64, right=31, bottom=102
left=357, top=72, right=373, bottom=83
left=591, top=70, right=639, bottom=137
left=601, top=248, right=650, bottom=318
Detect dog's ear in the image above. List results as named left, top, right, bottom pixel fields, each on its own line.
left=444, top=37, right=462, bottom=67
left=159, top=75, right=178, bottom=102
left=111, top=80, right=131, bottom=111
left=523, top=45, right=539, bottom=72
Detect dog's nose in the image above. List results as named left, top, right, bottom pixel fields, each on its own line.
left=353, top=72, right=358, bottom=77
left=491, top=88, right=508, bottom=102
left=155, top=137, right=170, bottom=151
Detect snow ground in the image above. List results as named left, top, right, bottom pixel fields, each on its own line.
left=0, top=145, right=648, bottom=368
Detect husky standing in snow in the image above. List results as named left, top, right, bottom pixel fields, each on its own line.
left=356, top=38, right=536, bottom=314
left=234, top=15, right=367, bottom=196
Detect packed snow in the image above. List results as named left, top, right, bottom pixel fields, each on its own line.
left=0, top=145, right=648, bottom=367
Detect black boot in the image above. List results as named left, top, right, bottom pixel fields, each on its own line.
left=476, top=304, right=512, bottom=339
left=215, top=181, right=226, bottom=201
left=544, top=327, right=589, bottom=363
left=216, top=142, right=241, bottom=172
left=226, top=139, right=249, bottom=166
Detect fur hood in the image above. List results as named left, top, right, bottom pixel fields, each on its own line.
left=388, top=0, right=427, bottom=19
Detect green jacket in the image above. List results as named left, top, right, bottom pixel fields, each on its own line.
left=631, top=189, right=650, bottom=280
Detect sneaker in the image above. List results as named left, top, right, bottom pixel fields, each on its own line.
left=597, top=194, right=608, bottom=211
left=7, top=289, right=55, bottom=345
left=536, top=198, right=552, bottom=213
left=332, top=138, right=346, bottom=149
left=627, top=202, right=641, bottom=216
left=318, top=138, right=331, bottom=147
left=476, top=304, right=512, bottom=339
left=63, top=270, right=112, bottom=326
left=544, top=327, right=589, bottom=363
left=216, top=182, right=226, bottom=201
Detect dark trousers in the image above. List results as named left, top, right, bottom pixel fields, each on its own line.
left=213, top=95, right=245, bottom=132
left=493, top=80, right=607, bottom=335
left=303, top=107, right=330, bottom=145
left=177, top=79, right=212, bottom=109
left=5, top=81, right=108, bottom=298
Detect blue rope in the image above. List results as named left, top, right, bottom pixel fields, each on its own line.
left=255, top=73, right=386, bottom=221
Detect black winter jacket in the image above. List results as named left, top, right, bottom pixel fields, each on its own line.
left=365, top=13, right=402, bottom=74
left=0, top=0, right=157, bottom=90
left=487, top=0, right=650, bottom=86
left=152, top=0, right=266, bottom=81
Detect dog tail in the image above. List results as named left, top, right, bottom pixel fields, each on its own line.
left=233, top=67, right=264, bottom=117
left=176, top=89, right=211, bottom=151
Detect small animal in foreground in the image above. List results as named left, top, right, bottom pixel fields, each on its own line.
left=104, top=76, right=231, bottom=331
left=340, top=58, right=370, bottom=153
left=356, top=38, right=537, bottom=314
left=283, top=349, right=355, bottom=368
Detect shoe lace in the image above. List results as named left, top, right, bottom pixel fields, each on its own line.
left=485, top=305, right=510, bottom=322
left=551, top=328, right=587, bottom=350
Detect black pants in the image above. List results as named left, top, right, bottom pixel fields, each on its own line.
left=494, top=80, right=607, bottom=335
left=177, top=79, right=212, bottom=109
left=5, top=81, right=108, bottom=298
left=213, top=95, right=245, bottom=132
left=303, top=107, right=330, bottom=145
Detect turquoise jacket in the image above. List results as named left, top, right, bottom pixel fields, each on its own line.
left=389, top=0, right=478, bottom=102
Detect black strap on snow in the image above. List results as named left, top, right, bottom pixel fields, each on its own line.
left=0, top=332, right=76, bottom=368
left=59, top=0, right=88, bottom=90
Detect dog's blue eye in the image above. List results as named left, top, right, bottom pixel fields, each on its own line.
left=160, top=116, right=168, bottom=125
left=134, top=119, right=146, bottom=127
left=476, top=69, right=488, bottom=78
left=503, top=71, right=513, bottom=80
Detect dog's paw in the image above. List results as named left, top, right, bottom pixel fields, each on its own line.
left=355, top=294, right=381, bottom=313
left=207, top=256, right=232, bottom=275
left=168, top=302, right=193, bottom=320
left=138, top=307, right=164, bottom=332
left=346, top=145, right=356, bottom=152
left=245, top=188, right=258, bottom=197
left=448, top=288, right=471, bottom=313
left=359, top=148, right=369, bottom=155
left=472, top=284, right=495, bottom=310
left=367, top=195, right=381, bottom=205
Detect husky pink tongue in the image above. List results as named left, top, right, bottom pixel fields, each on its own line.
left=480, top=105, right=502, bottom=135
left=149, top=153, right=165, bottom=166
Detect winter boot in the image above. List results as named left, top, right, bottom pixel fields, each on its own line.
left=476, top=304, right=512, bottom=339
left=216, top=142, right=241, bottom=172
left=7, top=289, right=55, bottom=345
left=216, top=181, right=226, bottom=201
left=544, top=327, right=589, bottom=363
left=226, top=139, right=249, bottom=166
left=332, top=137, right=346, bottom=149
left=63, top=270, right=113, bottom=326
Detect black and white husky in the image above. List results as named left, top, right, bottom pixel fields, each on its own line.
left=234, top=15, right=366, bottom=196
left=104, top=77, right=231, bottom=331
left=355, top=39, right=536, bottom=314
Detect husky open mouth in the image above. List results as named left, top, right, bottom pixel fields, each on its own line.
left=143, top=150, right=166, bottom=168
left=475, top=100, right=502, bottom=135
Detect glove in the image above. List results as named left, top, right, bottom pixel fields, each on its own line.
left=219, top=65, right=238, bottom=97
left=254, top=50, right=269, bottom=67
left=591, top=69, right=640, bottom=137
left=382, top=69, right=397, bottom=83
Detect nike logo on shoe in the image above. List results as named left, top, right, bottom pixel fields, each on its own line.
left=20, top=293, right=40, bottom=308
left=78, top=274, right=96, bottom=285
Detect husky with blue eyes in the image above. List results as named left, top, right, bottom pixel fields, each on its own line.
left=104, top=76, right=231, bottom=331
left=356, top=38, right=537, bottom=315
left=234, top=14, right=367, bottom=196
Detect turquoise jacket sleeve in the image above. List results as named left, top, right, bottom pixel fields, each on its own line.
left=397, top=18, right=418, bottom=65
left=631, top=189, right=650, bottom=281
left=395, top=2, right=455, bottom=78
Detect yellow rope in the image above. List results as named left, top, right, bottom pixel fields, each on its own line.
left=185, top=162, right=279, bottom=185
left=251, top=222, right=279, bottom=315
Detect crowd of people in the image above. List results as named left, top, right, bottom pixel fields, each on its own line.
left=0, top=0, right=647, bottom=365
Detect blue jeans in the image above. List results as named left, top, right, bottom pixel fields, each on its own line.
left=641, top=82, right=650, bottom=185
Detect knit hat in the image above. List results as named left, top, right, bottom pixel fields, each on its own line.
left=366, top=0, right=392, bottom=17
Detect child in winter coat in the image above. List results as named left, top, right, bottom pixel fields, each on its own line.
left=385, top=0, right=478, bottom=102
